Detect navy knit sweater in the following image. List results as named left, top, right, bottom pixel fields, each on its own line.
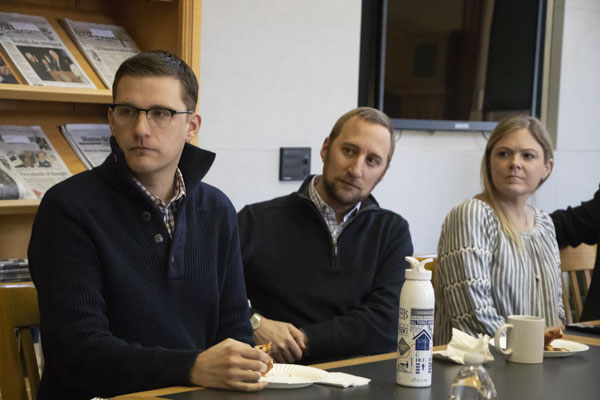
left=239, top=176, right=413, bottom=363
left=28, top=140, right=253, bottom=399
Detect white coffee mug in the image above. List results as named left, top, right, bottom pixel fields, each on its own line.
left=494, top=315, right=544, bottom=364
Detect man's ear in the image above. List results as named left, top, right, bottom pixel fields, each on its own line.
left=320, top=137, right=330, bottom=163
left=375, top=162, right=390, bottom=187
left=185, top=114, right=201, bottom=143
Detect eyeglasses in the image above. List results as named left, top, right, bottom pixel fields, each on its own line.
left=110, top=104, right=193, bottom=129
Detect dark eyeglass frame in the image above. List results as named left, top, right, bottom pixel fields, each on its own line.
left=110, top=104, right=193, bottom=128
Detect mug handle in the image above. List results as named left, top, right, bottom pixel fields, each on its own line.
left=494, top=323, right=513, bottom=355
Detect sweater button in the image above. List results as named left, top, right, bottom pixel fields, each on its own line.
left=154, top=233, right=163, bottom=244
left=141, top=211, right=151, bottom=222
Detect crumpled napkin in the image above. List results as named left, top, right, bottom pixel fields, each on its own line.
left=433, top=328, right=494, bottom=364
left=317, top=372, right=371, bottom=387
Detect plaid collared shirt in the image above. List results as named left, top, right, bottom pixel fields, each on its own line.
left=308, top=175, right=360, bottom=241
left=132, top=168, right=186, bottom=238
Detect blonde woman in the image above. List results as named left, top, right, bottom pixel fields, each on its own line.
left=434, top=116, right=565, bottom=345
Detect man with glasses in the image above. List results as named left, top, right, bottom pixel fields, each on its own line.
left=28, top=51, right=269, bottom=400
left=239, top=107, right=413, bottom=364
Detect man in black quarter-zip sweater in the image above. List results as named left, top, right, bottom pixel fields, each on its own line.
left=28, top=51, right=269, bottom=400
left=238, top=107, right=413, bottom=364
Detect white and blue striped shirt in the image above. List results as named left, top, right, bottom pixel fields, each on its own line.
left=433, top=198, right=565, bottom=345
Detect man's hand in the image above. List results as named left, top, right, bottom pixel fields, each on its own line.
left=189, top=338, right=270, bottom=391
left=253, top=317, right=308, bottom=363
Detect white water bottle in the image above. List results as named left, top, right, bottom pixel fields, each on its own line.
left=396, top=256, right=435, bottom=387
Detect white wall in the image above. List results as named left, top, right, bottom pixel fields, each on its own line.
left=537, top=0, right=600, bottom=218
left=200, top=0, right=600, bottom=254
left=199, top=0, right=361, bottom=205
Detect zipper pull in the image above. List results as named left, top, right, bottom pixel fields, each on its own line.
left=330, top=238, right=339, bottom=271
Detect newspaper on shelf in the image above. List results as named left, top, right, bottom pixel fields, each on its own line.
left=0, top=258, right=30, bottom=282
left=61, top=19, right=140, bottom=89
left=60, top=124, right=111, bottom=169
left=0, top=12, right=94, bottom=88
left=0, top=52, right=19, bottom=84
left=0, top=125, right=72, bottom=200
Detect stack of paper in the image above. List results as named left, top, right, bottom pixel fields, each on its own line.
left=0, top=259, right=30, bottom=282
left=0, top=125, right=72, bottom=199
left=0, top=12, right=94, bottom=88
left=318, top=372, right=371, bottom=387
left=60, top=124, right=111, bottom=170
left=61, top=18, right=140, bottom=89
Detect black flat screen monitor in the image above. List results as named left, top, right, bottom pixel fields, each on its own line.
left=359, top=0, right=547, bottom=132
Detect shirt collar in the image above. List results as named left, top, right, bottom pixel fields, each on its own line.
left=132, top=167, right=186, bottom=208
left=308, top=175, right=360, bottom=223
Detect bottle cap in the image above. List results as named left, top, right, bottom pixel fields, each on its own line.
left=404, top=256, right=433, bottom=280
left=463, top=352, right=484, bottom=365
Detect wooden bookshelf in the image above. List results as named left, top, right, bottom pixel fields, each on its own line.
left=0, top=85, right=112, bottom=103
left=0, top=200, right=40, bottom=215
left=0, top=0, right=202, bottom=259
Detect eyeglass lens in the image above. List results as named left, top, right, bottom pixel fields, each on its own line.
left=113, top=105, right=175, bottom=128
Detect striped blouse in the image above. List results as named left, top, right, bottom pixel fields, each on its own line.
left=433, top=198, right=565, bottom=345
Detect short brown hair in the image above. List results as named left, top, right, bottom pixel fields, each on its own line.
left=328, top=107, right=396, bottom=164
left=112, top=50, right=198, bottom=111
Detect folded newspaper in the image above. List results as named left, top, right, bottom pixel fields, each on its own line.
left=60, top=124, right=111, bottom=169
left=0, top=12, right=94, bottom=88
left=0, top=52, right=19, bottom=84
left=0, top=258, right=31, bottom=282
left=61, top=18, right=140, bottom=89
left=0, top=125, right=72, bottom=200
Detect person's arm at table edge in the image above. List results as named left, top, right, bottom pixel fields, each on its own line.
left=301, top=216, right=413, bottom=360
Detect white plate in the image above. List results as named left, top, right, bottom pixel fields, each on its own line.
left=492, top=337, right=589, bottom=358
left=260, top=363, right=330, bottom=389
left=544, top=339, right=589, bottom=358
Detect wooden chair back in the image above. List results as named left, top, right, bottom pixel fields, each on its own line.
left=413, top=254, right=438, bottom=286
left=560, top=244, right=596, bottom=323
left=0, top=282, right=41, bottom=400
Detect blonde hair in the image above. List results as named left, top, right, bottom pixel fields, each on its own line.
left=480, top=115, right=554, bottom=247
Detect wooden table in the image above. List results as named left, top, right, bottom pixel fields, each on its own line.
left=115, top=323, right=600, bottom=400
